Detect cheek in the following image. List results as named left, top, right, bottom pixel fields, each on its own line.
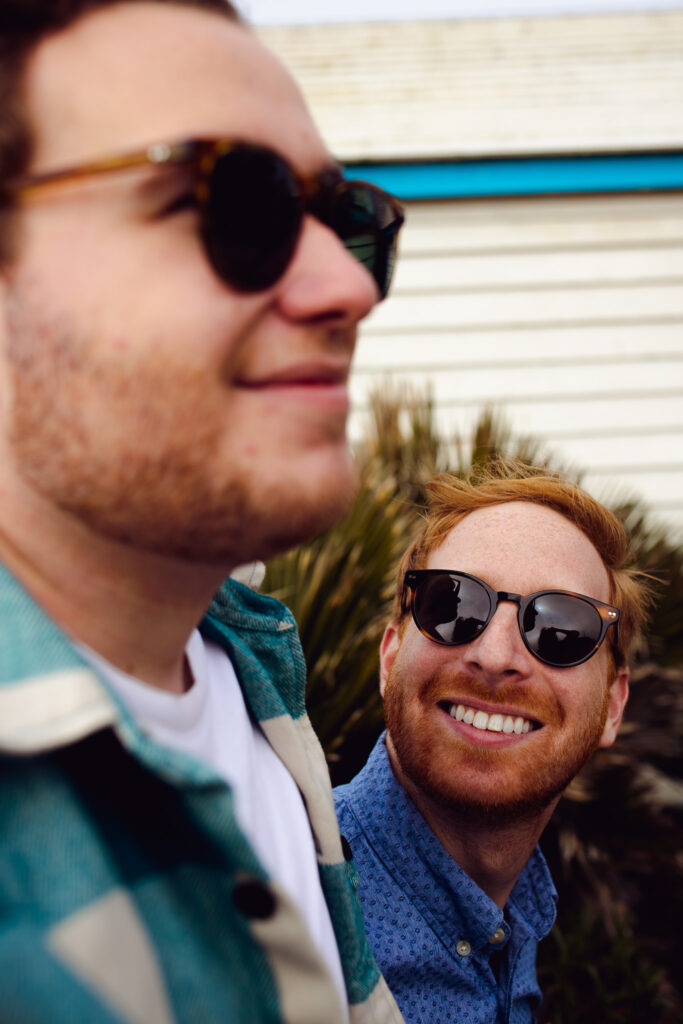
left=553, top=660, right=609, bottom=730
left=20, top=205, right=256, bottom=356
left=381, top=647, right=412, bottom=708
left=383, top=637, right=455, bottom=710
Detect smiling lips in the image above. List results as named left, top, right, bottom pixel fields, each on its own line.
left=237, top=361, right=350, bottom=390
left=440, top=701, right=538, bottom=736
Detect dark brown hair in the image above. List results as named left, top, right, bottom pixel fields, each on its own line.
left=393, top=460, right=655, bottom=669
left=0, top=0, right=241, bottom=263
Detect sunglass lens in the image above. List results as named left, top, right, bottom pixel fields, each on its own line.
left=522, top=593, right=602, bottom=666
left=332, top=183, right=402, bottom=298
left=203, top=144, right=302, bottom=292
left=415, top=573, right=491, bottom=645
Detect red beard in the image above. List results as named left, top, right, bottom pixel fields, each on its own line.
left=383, top=666, right=610, bottom=825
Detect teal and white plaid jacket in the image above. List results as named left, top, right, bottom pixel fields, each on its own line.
left=0, top=564, right=404, bottom=1024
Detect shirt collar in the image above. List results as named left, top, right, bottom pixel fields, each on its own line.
left=0, top=563, right=301, bottom=763
left=0, top=563, right=118, bottom=754
left=346, top=734, right=556, bottom=951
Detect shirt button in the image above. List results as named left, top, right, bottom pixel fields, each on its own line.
left=233, top=879, right=276, bottom=920
left=456, top=940, right=471, bottom=957
left=489, top=928, right=506, bottom=944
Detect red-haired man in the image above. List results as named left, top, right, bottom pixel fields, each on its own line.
left=335, top=465, right=650, bottom=1024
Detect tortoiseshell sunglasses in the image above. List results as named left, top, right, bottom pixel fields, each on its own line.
left=402, top=569, right=620, bottom=668
left=12, top=137, right=404, bottom=297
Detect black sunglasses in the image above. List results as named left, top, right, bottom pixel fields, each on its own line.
left=402, top=569, right=620, bottom=668
left=12, top=137, right=405, bottom=298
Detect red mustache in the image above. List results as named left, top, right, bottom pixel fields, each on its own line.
left=420, top=670, right=563, bottom=726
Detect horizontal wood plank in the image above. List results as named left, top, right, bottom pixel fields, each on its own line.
left=260, top=12, right=683, bottom=159
left=355, top=323, right=683, bottom=369
left=365, top=284, right=683, bottom=332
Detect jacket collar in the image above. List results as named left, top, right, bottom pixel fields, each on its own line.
left=0, top=563, right=117, bottom=754
left=0, top=563, right=298, bottom=756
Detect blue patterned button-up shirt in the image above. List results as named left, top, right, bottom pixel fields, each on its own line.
left=334, top=735, right=557, bottom=1024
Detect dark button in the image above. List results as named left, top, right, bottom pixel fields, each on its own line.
left=341, top=835, right=354, bottom=861
left=233, top=879, right=276, bottom=920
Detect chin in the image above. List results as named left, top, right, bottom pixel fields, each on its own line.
left=21, top=425, right=359, bottom=567
left=132, top=458, right=357, bottom=565
left=244, top=470, right=358, bottom=563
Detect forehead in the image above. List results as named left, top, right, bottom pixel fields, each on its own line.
left=427, top=501, right=611, bottom=602
left=24, top=2, right=328, bottom=174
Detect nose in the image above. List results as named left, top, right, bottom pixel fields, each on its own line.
left=275, top=213, right=380, bottom=326
left=461, top=601, right=533, bottom=684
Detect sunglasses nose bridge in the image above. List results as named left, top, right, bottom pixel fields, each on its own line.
left=459, top=589, right=532, bottom=677
left=299, top=174, right=333, bottom=227
left=483, top=591, right=529, bottom=651
left=491, top=590, right=523, bottom=627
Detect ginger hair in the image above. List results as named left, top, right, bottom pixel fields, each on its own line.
left=393, top=461, right=654, bottom=669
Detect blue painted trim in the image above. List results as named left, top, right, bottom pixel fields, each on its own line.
left=344, top=153, right=683, bottom=200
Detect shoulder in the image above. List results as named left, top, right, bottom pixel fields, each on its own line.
left=333, top=780, right=361, bottom=842
left=333, top=735, right=399, bottom=861
left=333, top=734, right=390, bottom=815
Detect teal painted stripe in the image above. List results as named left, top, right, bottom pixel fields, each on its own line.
left=344, top=153, right=683, bottom=200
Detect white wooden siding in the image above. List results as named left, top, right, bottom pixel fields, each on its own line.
left=259, top=11, right=683, bottom=159
left=350, top=192, right=683, bottom=538
left=260, top=12, right=683, bottom=537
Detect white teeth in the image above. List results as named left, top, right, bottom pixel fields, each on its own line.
left=447, top=704, right=534, bottom=735
left=472, top=710, right=489, bottom=730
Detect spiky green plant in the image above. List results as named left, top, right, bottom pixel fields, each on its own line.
left=266, top=468, right=409, bottom=780
left=536, top=909, right=678, bottom=1024
left=264, top=387, right=683, bottom=1020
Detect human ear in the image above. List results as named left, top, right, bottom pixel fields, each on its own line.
left=379, top=622, right=400, bottom=698
left=598, top=666, right=630, bottom=748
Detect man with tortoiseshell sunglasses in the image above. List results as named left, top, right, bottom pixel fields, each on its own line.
left=0, top=1, right=405, bottom=1021
left=335, top=463, right=652, bottom=1024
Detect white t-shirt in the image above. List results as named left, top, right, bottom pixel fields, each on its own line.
left=76, top=630, right=347, bottom=1018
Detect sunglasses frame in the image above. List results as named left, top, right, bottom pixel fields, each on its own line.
left=402, top=569, right=620, bottom=668
left=10, top=137, right=404, bottom=297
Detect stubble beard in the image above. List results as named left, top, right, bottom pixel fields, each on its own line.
left=383, top=665, right=611, bottom=827
left=3, top=284, right=356, bottom=566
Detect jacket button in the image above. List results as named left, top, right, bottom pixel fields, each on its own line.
left=233, top=879, right=276, bottom=920
left=341, top=835, right=354, bottom=861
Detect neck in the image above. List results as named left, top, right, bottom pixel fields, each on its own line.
left=0, top=474, right=236, bottom=694
left=387, top=742, right=556, bottom=908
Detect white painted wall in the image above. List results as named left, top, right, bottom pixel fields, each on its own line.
left=259, top=14, right=683, bottom=159
left=243, top=0, right=683, bottom=26
left=259, top=12, right=683, bottom=539
left=351, top=192, right=683, bottom=538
